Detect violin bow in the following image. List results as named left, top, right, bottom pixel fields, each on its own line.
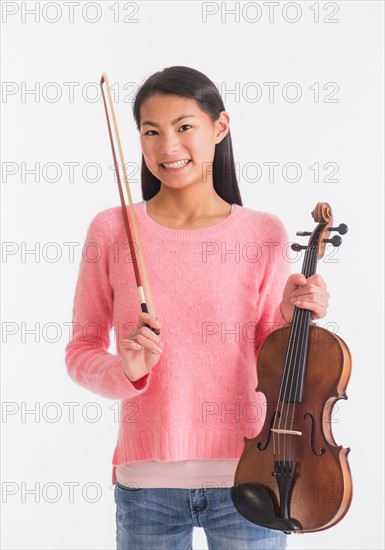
left=100, top=73, right=159, bottom=334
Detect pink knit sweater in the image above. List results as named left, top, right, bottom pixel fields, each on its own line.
left=65, top=201, right=290, bottom=484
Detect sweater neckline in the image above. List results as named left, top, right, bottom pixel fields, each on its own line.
left=135, top=200, right=242, bottom=240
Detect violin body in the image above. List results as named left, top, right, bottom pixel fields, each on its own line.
left=232, top=326, right=352, bottom=532
left=231, top=203, right=353, bottom=533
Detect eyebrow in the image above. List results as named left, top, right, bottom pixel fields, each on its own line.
left=140, top=115, right=196, bottom=128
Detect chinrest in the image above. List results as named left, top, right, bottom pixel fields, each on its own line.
left=230, top=483, right=301, bottom=532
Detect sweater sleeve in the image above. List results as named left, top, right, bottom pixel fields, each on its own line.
left=65, top=211, right=152, bottom=400
left=254, top=214, right=291, bottom=354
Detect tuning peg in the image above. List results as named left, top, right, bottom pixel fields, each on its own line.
left=296, top=231, right=312, bottom=236
left=323, top=235, right=342, bottom=247
left=329, top=223, right=348, bottom=235
left=291, top=243, right=308, bottom=252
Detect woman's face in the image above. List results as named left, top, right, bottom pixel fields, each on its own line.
left=139, top=93, right=229, bottom=190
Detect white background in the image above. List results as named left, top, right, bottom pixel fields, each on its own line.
left=1, top=1, right=384, bottom=549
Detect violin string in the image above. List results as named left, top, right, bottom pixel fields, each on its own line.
left=282, top=308, right=301, bottom=462
left=284, top=307, right=302, bottom=461
left=280, top=236, right=311, bottom=462
left=272, top=315, right=296, bottom=460
left=276, top=239, right=314, bottom=464
left=272, top=293, right=303, bottom=461
left=284, top=266, right=308, bottom=463
left=271, top=231, right=319, bottom=464
left=272, top=285, right=303, bottom=462
left=272, top=356, right=287, bottom=459
left=272, top=311, right=295, bottom=459
left=288, top=242, right=317, bottom=460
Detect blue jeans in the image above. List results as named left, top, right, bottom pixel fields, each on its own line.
left=114, top=482, right=287, bottom=550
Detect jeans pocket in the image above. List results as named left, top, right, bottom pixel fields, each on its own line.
left=115, top=481, right=142, bottom=491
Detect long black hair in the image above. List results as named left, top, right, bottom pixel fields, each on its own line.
left=132, top=66, right=243, bottom=206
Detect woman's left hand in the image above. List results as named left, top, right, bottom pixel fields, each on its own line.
left=280, top=273, right=330, bottom=324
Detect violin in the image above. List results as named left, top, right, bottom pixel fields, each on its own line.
left=231, top=202, right=352, bottom=533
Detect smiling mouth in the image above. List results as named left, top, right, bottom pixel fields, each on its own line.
left=161, top=159, right=191, bottom=169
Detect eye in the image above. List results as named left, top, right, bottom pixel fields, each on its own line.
left=178, top=124, right=191, bottom=132
left=143, top=129, right=158, bottom=136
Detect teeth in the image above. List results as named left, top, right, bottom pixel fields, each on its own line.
left=162, top=160, right=189, bottom=169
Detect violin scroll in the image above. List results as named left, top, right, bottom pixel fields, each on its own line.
left=292, top=202, right=348, bottom=261
left=311, top=202, right=332, bottom=224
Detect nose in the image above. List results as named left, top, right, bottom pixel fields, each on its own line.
left=158, top=131, right=181, bottom=156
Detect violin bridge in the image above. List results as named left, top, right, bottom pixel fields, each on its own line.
left=271, top=429, right=302, bottom=436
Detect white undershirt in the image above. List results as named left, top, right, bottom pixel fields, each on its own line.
left=116, top=459, right=239, bottom=489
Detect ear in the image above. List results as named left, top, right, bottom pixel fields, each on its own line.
left=214, top=111, right=230, bottom=144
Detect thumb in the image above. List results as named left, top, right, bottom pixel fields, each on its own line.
left=284, top=273, right=307, bottom=299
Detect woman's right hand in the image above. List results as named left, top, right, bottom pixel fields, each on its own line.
left=119, top=312, right=164, bottom=382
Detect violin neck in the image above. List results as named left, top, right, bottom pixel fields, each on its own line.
left=281, top=246, right=318, bottom=403
left=301, top=244, right=318, bottom=279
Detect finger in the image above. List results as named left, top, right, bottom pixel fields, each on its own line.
left=121, top=323, right=163, bottom=349
left=120, top=339, right=142, bottom=351
left=288, top=273, right=307, bottom=285
left=132, top=332, right=164, bottom=354
left=305, top=273, right=327, bottom=289
left=120, top=335, right=163, bottom=355
left=285, top=274, right=307, bottom=295
left=123, top=325, right=163, bottom=347
left=288, top=274, right=328, bottom=298
left=290, top=293, right=329, bottom=310
left=290, top=300, right=327, bottom=320
left=138, top=312, right=161, bottom=331
left=290, top=284, right=329, bottom=302
left=136, top=325, right=164, bottom=346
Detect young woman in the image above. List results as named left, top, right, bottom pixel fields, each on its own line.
left=66, top=66, right=329, bottom=550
